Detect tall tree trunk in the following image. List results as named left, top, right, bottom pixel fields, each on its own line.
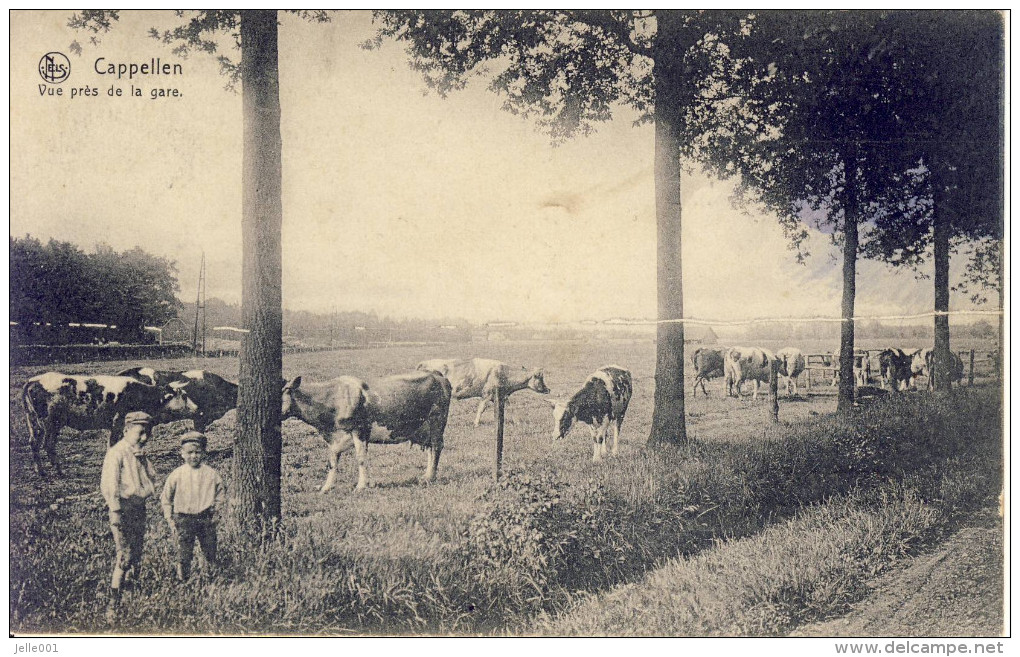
left=648, top=11, right=687, bottom=448
left=837, top=148, right=859, bottom=413
left=932, top=165, right=952, bottom=392
left=235, top=9, right=284, bottom=541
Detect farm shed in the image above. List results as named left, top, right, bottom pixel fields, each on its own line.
left=684, top=325, right=718, bottom=345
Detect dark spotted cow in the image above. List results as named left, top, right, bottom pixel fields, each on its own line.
left=21, top=372, right=193, bottom=476
left=281, top=371, right=452, bottom=492
left=117, top=368, right=239, bottom=432
left=550, top=366, right=633, bottom=462
left=691, top=348, right=725, bottom=397
left=878, top=348, right=916, bottom=391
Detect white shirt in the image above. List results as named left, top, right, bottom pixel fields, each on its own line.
left=160, top=463, right=226, bottom=517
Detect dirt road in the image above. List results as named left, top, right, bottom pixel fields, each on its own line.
left=793, top=507, right=1005, bottom=637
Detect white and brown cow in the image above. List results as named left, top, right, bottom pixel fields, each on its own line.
left=724, top=347, right=777, bottom=399
left=21, top=372, right=193, bottom=476
left=879, top=348, right=917, bottom=391
left=281, top=371, right=452, bottom=492
left=775, top=347, right=806, bottom=396
left=416, top=357, right=549, bottom=426
left=691, top=348, right=726, bottom=397
left=116, top=367, right=239, bottom=432
left=550, top=366, right=633, bottom=462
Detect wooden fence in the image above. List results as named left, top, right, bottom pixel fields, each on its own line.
left=802, top=349, right=996, bottom=392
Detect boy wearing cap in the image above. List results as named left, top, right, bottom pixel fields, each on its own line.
left=100, top=410, right=158, bottom=621
left=161, top=431, right=225, bottom=581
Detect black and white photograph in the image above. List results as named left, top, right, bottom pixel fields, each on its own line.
left=9, top=9, right=1006, bottom=643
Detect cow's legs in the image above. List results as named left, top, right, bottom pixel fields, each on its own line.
left=321, top=432, right=354, bottom=493
left=610, top=417, right=624, bottom=455
left=353, top=429, right=372, bottom=491
left=42, top=417, right=63, bottom=475
left=424, top=435, right=443, bottom=483
left=473, top=396, right=490, bottom=427
left=44, top=428, right=62, bottom=475
left=591, top=418, right=611, bottom=462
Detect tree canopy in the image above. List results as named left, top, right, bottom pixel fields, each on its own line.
left=10, top=236, right=181, bottom=338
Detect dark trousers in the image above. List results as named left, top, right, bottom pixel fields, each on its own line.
left=173, top=509, right=217, bottom=578
left=111, top=497, right=147, bottom=590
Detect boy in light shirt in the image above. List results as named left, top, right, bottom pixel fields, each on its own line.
left=160, top=431, right=226, bottom=581
left=100, top=411, right=159, bottom=621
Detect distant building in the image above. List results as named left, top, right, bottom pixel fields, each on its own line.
left=684, top=325, right=718, bottom=344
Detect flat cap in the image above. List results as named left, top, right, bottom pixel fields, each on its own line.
left=180, top=431, right=207, bottom=448
left=124, top=411, right=154, bottom=427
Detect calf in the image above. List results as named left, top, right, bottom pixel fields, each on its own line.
left=117, top=368, right=239, bottom=432
left=416, top=358, right=549, bottom=425
left=878, top=348, right=916, bottom=391
left=724, top=347, right=776, bottom=399
left=281, top=371, right=452, bottom=492
left=21, top=372, right=192, bottom=476
left=691, top=348, right=725, bottom=397
left=775, top=347, right=806, bottom=396
left=550, top=366, right=633, bottom=462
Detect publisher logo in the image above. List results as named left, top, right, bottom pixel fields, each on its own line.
left=39, top=52, right=70, bottom=84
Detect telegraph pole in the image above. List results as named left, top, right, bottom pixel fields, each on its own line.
left=192, top=253, right=206, bottom=356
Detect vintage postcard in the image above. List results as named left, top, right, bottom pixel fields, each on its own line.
left=9, top=9, right=1005, bottom=645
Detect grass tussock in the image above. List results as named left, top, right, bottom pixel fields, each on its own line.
left=10, top=381, right=1001, bottom=635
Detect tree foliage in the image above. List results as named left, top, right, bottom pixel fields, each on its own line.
left=10, top=236, right=181, bottom=336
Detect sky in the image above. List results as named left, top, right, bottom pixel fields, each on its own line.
left=9, top=10, right=1000, bottom=326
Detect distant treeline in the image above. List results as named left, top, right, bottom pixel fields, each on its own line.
left=735, top=319, right=997, bottom=342
left=10, top=236, right=181, bottom=344
left=180, top=298, right=473, bottom=345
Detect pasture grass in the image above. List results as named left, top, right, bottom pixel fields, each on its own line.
left=8, top=341, right=1002, bottom=635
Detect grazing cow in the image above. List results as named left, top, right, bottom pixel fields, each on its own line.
left=117, top=368, right=240, bottom=432
left=281, top=371, right=452, bottom=492
left=550, top=366, right=633, bottom=462
left=724, top=347, right=777, bottom=399
left=878, top=348, right=917, bottom=391
left=416, top=358, right=549, bottom=425
left=21, top=373, right=193, bottom=476
left=691, top=348, right=725, bottom=397
left=912, top=348, right=965, bottom=389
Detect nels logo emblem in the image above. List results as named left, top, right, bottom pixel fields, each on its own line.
left=38, top=52, right=70, bottom=84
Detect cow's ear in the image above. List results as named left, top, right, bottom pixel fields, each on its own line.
left=285, top=376, right=302, bottom=391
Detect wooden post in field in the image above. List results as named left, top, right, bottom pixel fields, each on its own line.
left=969, top=349, right=976, bottom=386
left=493, top=389, right=505, bottom=481
left=806, top=359, right=812, bottom=391
left=769, top=359, right=780, bottom=424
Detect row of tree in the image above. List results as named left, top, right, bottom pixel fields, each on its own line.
left=10, top=235, right=180, bottom=342
left=67, top=10, right=1003, bottom=542
left=180, top=298, right=473, bottom=345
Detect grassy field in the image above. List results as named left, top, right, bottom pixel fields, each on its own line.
left=8, top=339, right=1002, bottom=635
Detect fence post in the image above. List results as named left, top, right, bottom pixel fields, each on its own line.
left=769, top=359, right=780, bottom=424
left=493, top=389, right=505, bottom=481
left=967, top=349, right=975, bottom=386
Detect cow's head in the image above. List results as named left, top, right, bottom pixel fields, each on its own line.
left=529, top=370, right=550, bottom=394
left=281, top=376, right=302, bottom=419
left=160, top=383, right=198, bottom=421
left=549, top=399, right=572, bottom=441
